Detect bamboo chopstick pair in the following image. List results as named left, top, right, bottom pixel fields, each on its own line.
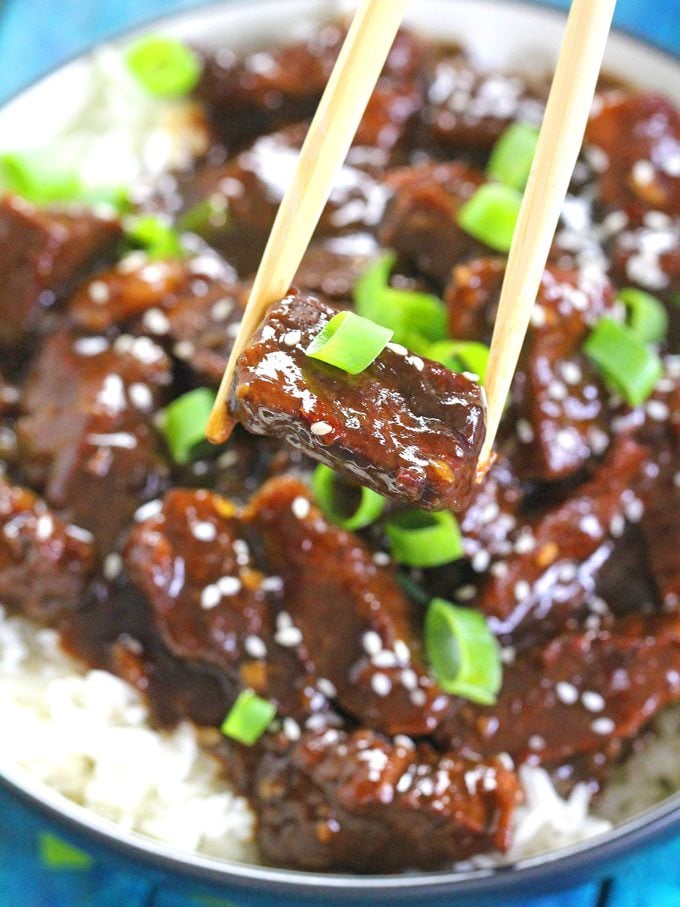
left=206, top=0, right=617, bottom=475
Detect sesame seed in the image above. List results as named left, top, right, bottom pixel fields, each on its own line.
left=217, top=576, right=242, bottom=596
left=284, top=330, right=302, bottom=346
left=582, top=690, right=606, bottom=713
left=393, top=734, right=415, bottom=750
left=283, top=717, right=301, bottom=742
left=275, top=626, right=303, bottom=647
left=631, top=159, right=655, bottom=186
left=400, top=669, right=418, bottom=690
left=408, top=356, right=424, bottom=372
left=310, top=421, right=333, bottom=436
left=394, top=639, right=410, bottom=664
left=372, top=650, right=398, bottom=668
left=291, top=496, right=311, bottom=519
left=88, top=280, right=111, bottom=304
left=501, top=646, right=516, bottom=665
left=129, top=383, right=153, bottom=412
left=261, top=576, right=284, bottom=593
left=410, top=688, right=427, bottom=706
left=362, top=630, right=382, bottom=656
left=371, top=672, right=392, bottom=697
left=556, top=681, right=579, bottom=704
left=134, top=500, right=163, bottom=522
left=373, top=551, right=390, bottom=566
left=472, top=549, right=491, bottom=572
left=143, top=308, right=170, bottom=335
left=174, top=340, right=195, bottom=361
left=624, top=498, right=644, bottom=523
left=514, top=580, right=531, bottom=602
left=455, top=584, right=477, bottom=601
left=490, top=561, right=509, bottom=578
left=516, top=419, right=534, bottom=444
left=528, top=735, right=545, bottom=751
left=210, top=298, right=233, bottom=320
left=103, top=552, right=123, bottom=581
left=646, top=400, right=670, bottom=422
left=609, top=514, right=625, bottom=538
left=560, top=361, right=582, bottom=385
left=192, top=521, right=217, bottom=542
left=514, top=533, right=535, bottom=554
left=244, top=635, right=267, bottom=658
left=73, top=336, right=110, bottom=357
left=591, top=717, right=615, bottom=735
left=201, top=584, right=221, bottom=610
left=387, top=342, right=408, bottom=356
left=317, top=677, right=337, bottom=698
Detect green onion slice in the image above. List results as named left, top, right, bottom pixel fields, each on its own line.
left=428, top=339, right=490, bottom=383
left=458, top=184, right=522, bottom=252
left=125, top=35, right=202, bottom=97
left=305, top=311, right=393, bottom=374
left=124, top=215, right=184, bottom=260
left=161, top=387, right=215, bottom=464
left=354, top=253, right=448, bottom=348
left=487, top=122, right=540, bottom=191
left=385, top=510, right=463, bottom=568
left=312, top=464, right=386, bottom=531
left=584, top=317, right=662, bottom=406
left=617, top=288, right=668, bottom=344
left=178, top=194, right=230, bottom=234
left=221, top=690, right=276, bottom=746
left=38, top=832, right=93, bottom=870
left=425, top=598, right=502, bottom=705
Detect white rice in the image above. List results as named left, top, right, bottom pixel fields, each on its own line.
left=3, top=605, right=679, bottom=869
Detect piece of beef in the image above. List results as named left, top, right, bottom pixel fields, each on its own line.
left=0, top=479, right=96, bottom=622
left=0, top=195, right=121, bottom=349
left=435, top=614, right=680, bottom=774
left=293, top=237, right=377, bottom=303
left=124, top=487, right=332, bottom=725
left=423, top=53, right=544, bottom=154
left=445, top=257, right=506, bottom=341
left=178, top=126, right=387, bottom=277
left=252, top=728, right=520, bottom=872
left=612, top=215, right=680, bottom=295
left=17, top=330, right=170, bottom=553
left=586, top=92, right=680, bottom=218
left=350, top=83, right=423, bottom=165
left=248, top=476, right=451, bottom=736
left=230, top=291, right=486, bottom=511
left=378, top=162, right=487, bottom=286
left=474, top=437, right=648, bottom=643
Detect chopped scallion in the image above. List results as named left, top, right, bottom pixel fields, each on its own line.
left=161, top=387, right=216, bottom=464
left=584, top=317, right=662, bottom=406
left=617, top=288, right=668, bottom=343
left=312, top=464, right=386, bottom=531
left=427, top=339, right=490, bottom=383
left=385, top=510, right=463, bottom=568
left=125, top=35, right=202, bottom=97
left=221, top=690, right=276, bottom=745
left=306, top=311, right=393, bottom=374
left=124, top=215, right=184, bottom=260
left=487, top=122, right=540, bottom=191
left=425, top=598, right=502, bottom=705
left=457, top=184, right=522, bottom=252
left=38, top=833, right=93, bottom=870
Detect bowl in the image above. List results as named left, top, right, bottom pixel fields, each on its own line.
left=1, top=1, right=679, bottom=903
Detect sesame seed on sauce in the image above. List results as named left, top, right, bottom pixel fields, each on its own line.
left=143, top=308, right=171, bottom=335
left=317, top=677, right=337, bottom=698
left=200, top=584, right=222, bottom=610
left=559, top=361, right=582, bottom=386
left=555, top=681, right=579, bottom=704
left=514, top=580, right=531, bottom=602
left=261, top=576, right=284, bottom=593
left=631, top=159, right=655, bottom=186
left=516, top=419, right=534, bottom=444
left=581, top=690, right=606, bottom=713
left=283, top=330, right=302, bottom=346
left=191, top=521, right=217, bottom=542
left=217, top=576, right=242, bottom=596
left=373, top=551, right=390, bottom=566
left=275, top=625, right=303, bottom=647
left=400, top=669, right=418, bottom=690
left=134, top=500, right=163, bottom=523
left=291, top=496, right=311, bottom=519
left=528, top=735, right=545, bottom=751
left=73, top=336, right=110, bottom=357
left=471, top=549, right=491, bottom=573
left=362, top=630, right=382, bottom=656
left=129, top=383, right=154, bottom=412
left=103, top=552, right=123, bottom=581
left=609, top=513, right=625, bottom=538
left=371, top=672, right=392, bottom=697
left=387, top=342, right=408, bottom=356
left=283, top=717, right=301, bottom=741
left=591, top=717, right=615, bottom=735
left=646, top=400, right=670, bottom=422
left=88, top=280, right=110, bottom=305
left=244, top=634, right=267, bottom=659
left=455, top=584, right=477, bottom=601
left=310, top=421, right=333, bottom=437
left=410, top=688, right=427, bottom=706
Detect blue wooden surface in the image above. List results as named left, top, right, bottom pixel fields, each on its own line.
left=0, top=1, right=679, bottom=905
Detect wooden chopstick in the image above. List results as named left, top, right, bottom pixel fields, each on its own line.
left=479, top=0, right=617, bottom=470
left=207, top=0, right=408, bottom=443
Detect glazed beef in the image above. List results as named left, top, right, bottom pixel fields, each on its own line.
left=445, top=257, right=506, bottom=341
left=124, top=487, right=333, bottom=724
left=293, top=238, right=377, bottom=303
left=248, top=476, right=451, bottom=736
left=436, top=614, right=680, bottom=772
left=0, top=480, right=96, bottom=622
left=0, top=195, right=121, bottom=349
left=253, top=729, right=520, bottom=872
left=612, top=216, right=680, bottom=295
left=586, top=92, right=680, bottom=218
left=17, top=330, right=170, bottom=553
left=475, top=437, right=648, bottom=642
left=423, top=53, right=544, bottom=153
left=378, top=162, right=486, bottom=286
left=230, top=291, right=486, bottom=511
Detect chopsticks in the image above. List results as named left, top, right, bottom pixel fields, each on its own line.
left=479, top=0, right=617, bottom=470
left=206, top=0, right=408, bottom=443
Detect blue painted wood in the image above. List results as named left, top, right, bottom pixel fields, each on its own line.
left=0, top=1, right=678, bottom=904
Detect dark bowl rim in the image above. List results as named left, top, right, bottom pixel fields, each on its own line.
left=1, top=0, right=679, bottom=898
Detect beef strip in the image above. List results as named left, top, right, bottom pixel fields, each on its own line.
left=293, top=237, right=377, bottom=303
left=378, top=162, right=486, bottom=286
left=230, top=291, right=486, bottom=511
left=0, top=479, right=96, bottom=622
left=248, top=476, right=451, bottom=736
left=124, top=487, right=333, bottom=724
left=435, top=614, right=680, bottom=774
left=612, top=216, right=680, bottom=296
left=17, top=330, right=170, bottom=554
left=423, top=53, right=545, bottom=154
left=0, top=195, right=121, bottom=349
left=586, top=92, right=680, bottom=218
left=445, top=257, right=506, bottom=341
left=252, top=728, right=519, bottom=872
left=474, top=436, right=648, bottom=643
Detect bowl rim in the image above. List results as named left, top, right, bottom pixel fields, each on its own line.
left=1, top=0, right=679, bottom=898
